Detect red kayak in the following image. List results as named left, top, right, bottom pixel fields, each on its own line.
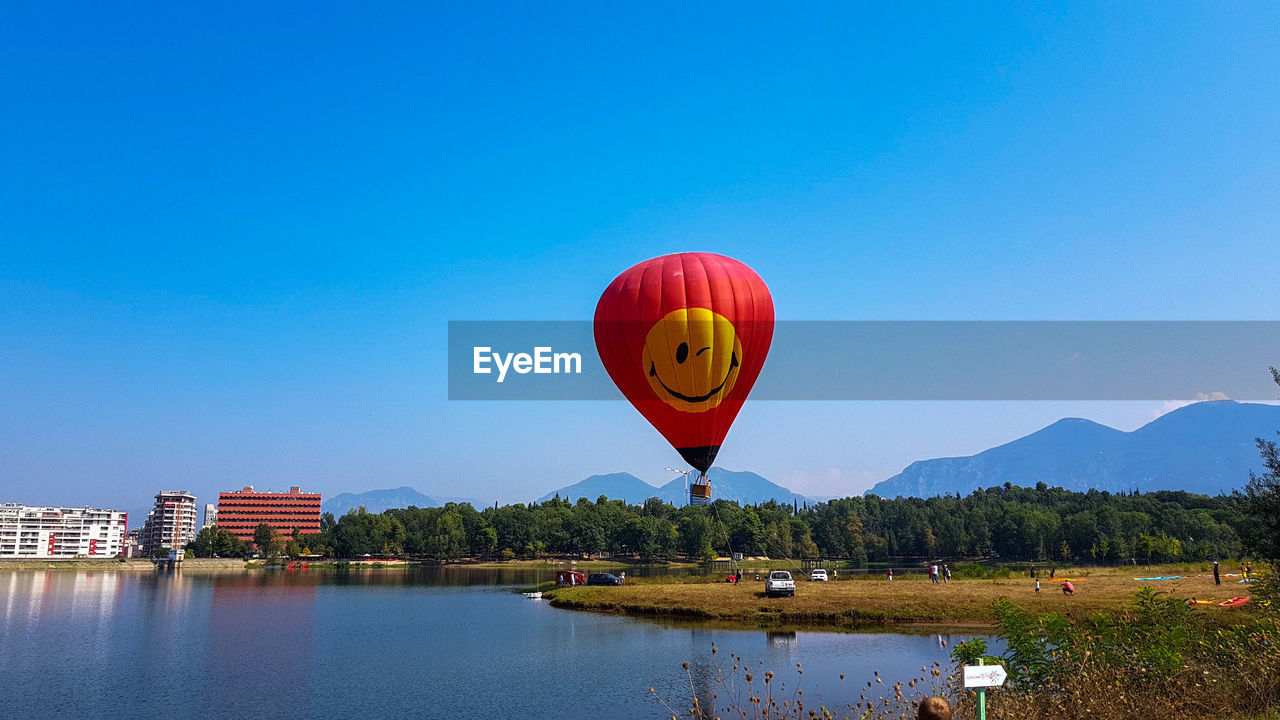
left=1218, top=597, right=1251, bottom=607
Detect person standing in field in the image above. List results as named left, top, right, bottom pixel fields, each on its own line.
left=930, top=564, right=938, bottom=584
left=918, top=696, right=952, bottom=720
left=1213, top=561, right=1221, bottom=586
left=943, top=564, right=951, bottom=583
left=1035, top=578, right=1041, bottom=593
left=888, top=568, right=893, bottom=581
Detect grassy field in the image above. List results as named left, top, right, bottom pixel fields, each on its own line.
left=546, top=565, right=1261, bottom=629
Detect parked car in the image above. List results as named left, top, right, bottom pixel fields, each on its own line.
left=557, top=570, right=586, bottom=586
left=810, top=569, right=828, bottom=582
left=587, top=572, right=624, bottom=586
left=765, top=570, right=796, bottom=597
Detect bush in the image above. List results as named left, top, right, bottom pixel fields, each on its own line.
left=956, top=587, right=1280, bottom=720
left=950, top=637, right=1001, bottom=667
left=953, top=563, right=1013, bottom=580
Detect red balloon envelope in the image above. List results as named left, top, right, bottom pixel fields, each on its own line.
left=593, top=252, right=774, bottom=474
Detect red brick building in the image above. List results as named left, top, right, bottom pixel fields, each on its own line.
left=216, top=486, right=322, bottom=544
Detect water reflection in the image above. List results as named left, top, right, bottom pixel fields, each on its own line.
left=0, top=568, right=994, bottom=720
left=768, top=630, right=799, bottom=651
left=0, top=570, right=122, bottom=626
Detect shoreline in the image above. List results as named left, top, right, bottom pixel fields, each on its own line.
left=0, top=558, right=250, bottom=571
left=544, top=567, right=1259, bottom=631
left=0, top=559, right=1261, bottom=633
left=446, top=558, right=702, bottom=570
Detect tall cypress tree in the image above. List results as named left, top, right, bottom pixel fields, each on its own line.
left=1243, top=367, right=1280, bottom=563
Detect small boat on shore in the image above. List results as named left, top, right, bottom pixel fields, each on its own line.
left=524, top=591, right=543, bottom=599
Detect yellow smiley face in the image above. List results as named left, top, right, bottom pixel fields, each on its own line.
left=641, top=308, right=743, bottom=413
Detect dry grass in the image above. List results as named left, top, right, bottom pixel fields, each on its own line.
left=547, top=565, right=1260, bottom=628
left=956, top=644, right=1280, bottom=720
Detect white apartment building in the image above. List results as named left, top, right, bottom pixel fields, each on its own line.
left=202, top=503, right=218, bottom=530
left=0, top=504, right=128, bottom=558
left=140, top=490, right=198, bottom=554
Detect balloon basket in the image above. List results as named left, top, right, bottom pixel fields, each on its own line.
left=689, top=481, right=712, bottom=506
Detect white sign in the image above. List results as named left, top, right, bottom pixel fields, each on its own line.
left=963, top=664, right=1008, bottom=688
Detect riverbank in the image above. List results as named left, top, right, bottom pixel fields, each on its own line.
left=455, top=557, right=701, bottom=571
left=546, top=566, right=1260, bottom=628
left=0, top=558, right=252, bottom=571
left=0, top=558, right=156, bottom=570
left=261, top=559, right=412, bottom=568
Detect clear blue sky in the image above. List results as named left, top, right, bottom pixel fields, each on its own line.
left=2, top=3, right=1278, bottom=512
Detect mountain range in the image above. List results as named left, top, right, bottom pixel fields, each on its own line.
left=537, top=467, right=812, bottom=506
left=321, top=487, right=479, bottom=516
left=306, top=400, right=1279, bottom=515
left=867, top=400, right=1279, bottom=498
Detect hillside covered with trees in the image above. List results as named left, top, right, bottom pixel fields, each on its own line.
left=232, top=483, right=1249, bottom=565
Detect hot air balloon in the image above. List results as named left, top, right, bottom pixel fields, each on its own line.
left=593, top=252, right=774, bottom=505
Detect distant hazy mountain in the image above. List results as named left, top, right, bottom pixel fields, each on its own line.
left=868, top=401, right=1280, bottom=498
left=538, top=472, right=661, bottom=505
left=654, top=468, right=812, bottom=506
left=322, top=487, right=479, bottom=516
left=540, top=468, right=812, bottom=507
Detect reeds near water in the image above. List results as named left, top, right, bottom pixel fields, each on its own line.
left=653, top=584, right=1280, bottom=720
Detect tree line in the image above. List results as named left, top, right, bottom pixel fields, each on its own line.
left=187, top=482, right=1259, bottom=564
left=184, top=369, right=1279, bottom=569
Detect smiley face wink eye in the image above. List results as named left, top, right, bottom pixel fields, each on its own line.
left=676, top=342, right=689, bottom=364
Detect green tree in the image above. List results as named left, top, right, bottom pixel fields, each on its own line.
left=254, top=523, right=279, bottom=554
left=470, top=524, right=498, bottom=558
left=428, top=508, right=468, bottom=561
left=187, top=526, right=219, bottom=557
left=924, top=526, right=938, bottom=558
left=1243, top=366, right=1280, bottom=564
left=678, top=514, right=717, bottom=561
left=214, top=528, right=252, bottom=557
left=622, top=515, right=677, bottom=561
left=969, top=518, right=993, bottom=556
left=728, top=509, right=764, bottom=556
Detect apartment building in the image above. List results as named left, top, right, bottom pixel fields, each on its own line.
left=0, top=503, right=128, bottom=558
left=139, top=490, right=199, bottom=555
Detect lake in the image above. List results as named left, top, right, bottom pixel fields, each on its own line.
left=0, top=567, right=993, bottom=720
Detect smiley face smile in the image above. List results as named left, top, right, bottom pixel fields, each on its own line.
left=649, top=350, right=739, bottom=403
